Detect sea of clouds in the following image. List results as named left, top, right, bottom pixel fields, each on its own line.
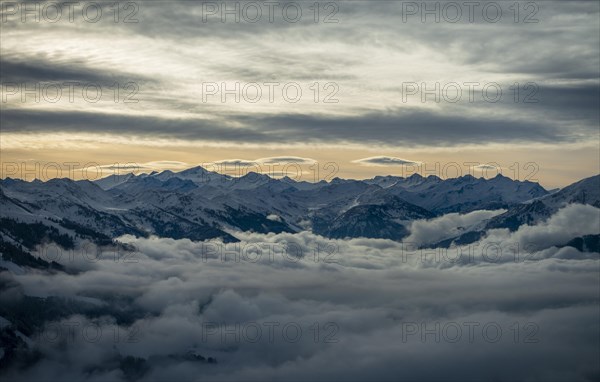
left=1, top=204, right=599, bottom=381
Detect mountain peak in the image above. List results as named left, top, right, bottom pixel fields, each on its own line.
left=180, top=166, right=209, bottom=175
left=490, top=173, right=511, bottom=182
left=281, top=176, right=297, bottom=183
left=239, top=171, right=269, bottom=180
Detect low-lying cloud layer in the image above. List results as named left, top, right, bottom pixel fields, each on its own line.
left=1, top=205, right=598, bottom=381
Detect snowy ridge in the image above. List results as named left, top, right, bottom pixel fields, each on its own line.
left=1, top=167, right=597, bottom=245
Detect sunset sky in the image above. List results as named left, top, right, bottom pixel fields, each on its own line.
left=1, top=1, right=599, bottom=188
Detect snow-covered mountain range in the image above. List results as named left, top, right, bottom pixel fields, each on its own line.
left=0, top=167, right=598, bottom=252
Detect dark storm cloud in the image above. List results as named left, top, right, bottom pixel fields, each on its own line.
left=451, top=83, right=600, bottom=129
left=534, top=84, right=600, bottom=123
left=0, top=106, right=580, bottom=147
left=0, top=58, right=155, bottom=86
left=0, top=109, right=267, bottom=142
left=234, top=108, right=574, bottom=146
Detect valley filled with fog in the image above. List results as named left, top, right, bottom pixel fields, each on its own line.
left=2, top=180, right=599, bottom=380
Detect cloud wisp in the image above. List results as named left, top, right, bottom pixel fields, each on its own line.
left=352, top=156, right=422, bottom=167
